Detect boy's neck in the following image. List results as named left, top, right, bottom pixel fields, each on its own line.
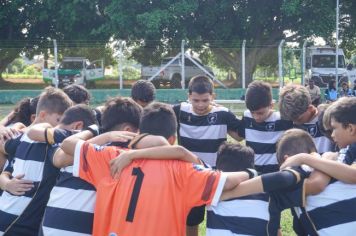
left=307, top=106, right=318, bottom=123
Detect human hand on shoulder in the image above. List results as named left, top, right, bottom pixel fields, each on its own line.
left=0, top=126, right=22, bottom=141
left=280, top=153, right=314, bottom=169
left=110, top=149, right=134, bottom=179
left=106, top=131, right=137, bottom=143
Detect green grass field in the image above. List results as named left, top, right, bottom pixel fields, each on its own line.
left=0, top=103, right=296, bottom=235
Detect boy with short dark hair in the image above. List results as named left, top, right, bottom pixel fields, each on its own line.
left=131, top=79, right=156, bottom=107
left=0, top=87, right=74, bottom=235
left=239, top=81, right=294, bottom=174
left=207, top=142, right=270, bottom=235
left=279, top=84, right=333, bottom=154
left=173, top=75, right=243, bottom=235
left=63, top=84, right=91, bottom=105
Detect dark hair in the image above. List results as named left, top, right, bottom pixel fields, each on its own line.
left=216, top=142, right=255, bottom=172
left=101, top=97, right=142, bottom=132
left=188, top=75, right=214, bottom=94
left=63, top=84, right=91, bottom=104
left=328, top=79, right=336, bottom=90
left=276, top=129, right=317, bottom=165
left=131, top=80, right=156, bottom=103
left=245, top=81, right=272, bottom=111
left=139, top=102, right=177, bottom=139
left=5, top=97, right=33, bottom=126
left=328, top=97, right=356, bottom=128
left=60, top=104, right=97, bottom=129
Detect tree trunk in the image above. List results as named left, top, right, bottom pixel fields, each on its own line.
left=0, top=48, right=22, bottom=83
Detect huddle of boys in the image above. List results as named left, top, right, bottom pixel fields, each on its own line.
left=0, top=77, right=355, bottom=236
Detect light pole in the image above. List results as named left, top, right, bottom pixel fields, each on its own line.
left=335, top=0, right=339, bottom=88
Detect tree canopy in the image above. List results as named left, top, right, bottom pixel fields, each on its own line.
left=1, top=0, right=355, bottom=85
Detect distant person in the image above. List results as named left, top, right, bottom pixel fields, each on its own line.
left=131, top=80, right=156, bottom=107
left=63, top=84, right=91, bottom=105
left=339, top=82, right=353, bottom=97
left=324, top=79, right=338, bottom=103
left=306, top=80, right=321, bottom=106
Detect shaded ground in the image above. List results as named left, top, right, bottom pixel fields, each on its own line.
left=0, top=78, right=138, bottom=90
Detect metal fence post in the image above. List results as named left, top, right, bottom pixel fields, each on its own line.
left=278, top=40, right=285, bottom=88
left=53, top=39, right=59, bottom=88
left=118, top=40, right=125, bottom=90
left=242, top=40, right=246, bottom=88
left=335, top=0, right=339, bottom=88
left=181, top=40, right=185, bottom=89
left=302, top=40, right=307, bottom=85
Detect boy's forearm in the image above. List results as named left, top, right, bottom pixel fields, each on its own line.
left=220, top=170, right=301, bottom=201
left=130, top=145, right=201, bottom=164
left=305, top=170, right=331, bottom=195
left=302, top=157, right=356, bottom=184
left=27, top=123, right=52, bottom=142
left=221, top=175, right=263, bottom=201
left=86, top=132, right=112, bottom=145
left=61, top=130, right=94, bottom=156
left=53, top=148, right=75, bottom=168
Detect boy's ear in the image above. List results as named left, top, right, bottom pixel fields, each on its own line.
left=72, top=121, right=84, bottom=130
left=348, top=124, right=356, bottom=136
left=282, top=154, right=289, bottom=163
left=212, top=93, right=216, bottom=100
left=38, top=111, right=47, bottom=120
left=167, top=135, right=176, bottom=145
left=30, top=114, right=36, bottom=123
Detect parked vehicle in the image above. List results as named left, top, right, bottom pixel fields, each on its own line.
left=43, top=57, right=104, bottom=88
left=306, top=46, right=348, bottom=87
left=141, top=57, right=214, bottom=88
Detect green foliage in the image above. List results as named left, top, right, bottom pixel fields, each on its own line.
left=23, top=65, right=41, bottom=75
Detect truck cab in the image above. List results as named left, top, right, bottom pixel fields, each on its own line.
left=141, top=56, right=214, bottom=88
left=306, top=47, right=348, bottom=87
left=43, top=57, right=104, bottom=88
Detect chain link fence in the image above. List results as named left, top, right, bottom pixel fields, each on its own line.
left=1, top=40, right=315, bottom=89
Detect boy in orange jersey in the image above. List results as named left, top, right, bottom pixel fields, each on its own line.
left=59, top=102, right=254, bottom=236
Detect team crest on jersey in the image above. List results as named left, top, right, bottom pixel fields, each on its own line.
left=307, top=125, right=318, bottom=137
left=94, top=144, right=105, bottom=151
left=207, top=113, right=217, bottom=125
left=265, top=122, right=275, bottom=131
left=193, top=164, right=208, bottom=172
left=109, top=233, right=117, bottom=236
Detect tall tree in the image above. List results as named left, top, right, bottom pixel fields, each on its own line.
left=0, top=0, right=110, bottom=81
left=104, top=0, right=346, bottom=86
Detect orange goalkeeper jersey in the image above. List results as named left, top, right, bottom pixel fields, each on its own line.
left=73, top=140, right=226, bottom=236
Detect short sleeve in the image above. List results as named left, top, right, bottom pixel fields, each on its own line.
left=225, top=111, right=243, bottom=133
left=180, top=163, right=226, bottom=208
left=53, top=129, right=73, bottom=144
left=4, top=134, right=22, bottom=157
left=72, top=140, right=123, bottom=186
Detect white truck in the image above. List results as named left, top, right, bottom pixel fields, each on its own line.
left=43, top=57, right=104, bottom=88
left=306, top=46, right=349, bottom=87
left=141, top=57, right=214, bottom=88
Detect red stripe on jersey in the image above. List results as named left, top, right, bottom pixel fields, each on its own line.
left=201, top=174, right=217, bottom=201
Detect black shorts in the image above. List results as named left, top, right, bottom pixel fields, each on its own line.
left=186, top=205, right=205, bottom=226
